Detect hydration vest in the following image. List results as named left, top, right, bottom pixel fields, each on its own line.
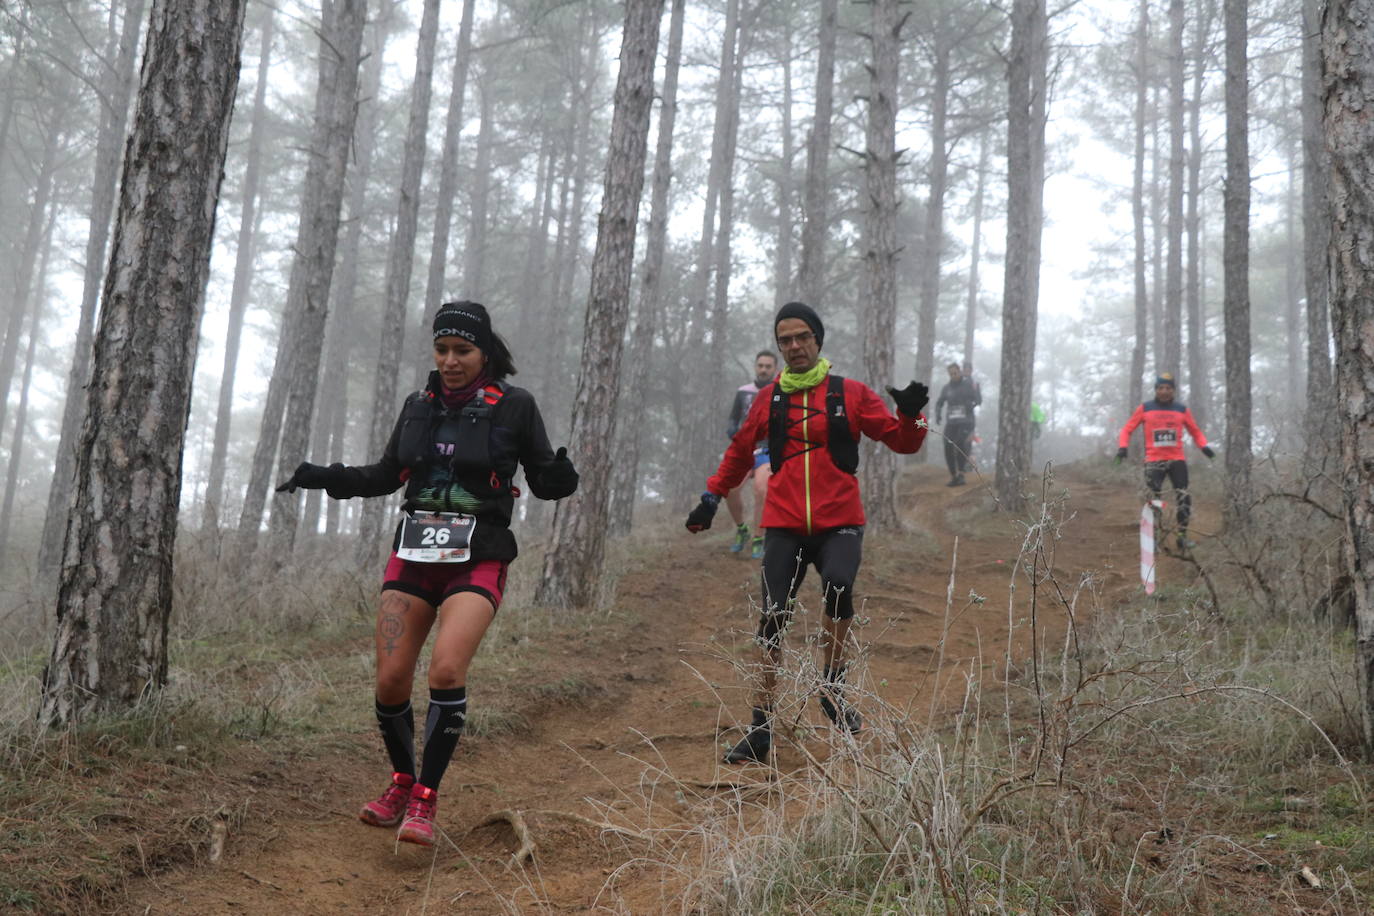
left=767, top=374, right=859, bottom=476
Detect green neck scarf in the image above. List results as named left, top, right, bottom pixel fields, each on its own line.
left=778, top=357, right=831, bottom=393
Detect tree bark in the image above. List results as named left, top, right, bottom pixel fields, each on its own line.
left=610, top=0, right=685, bottom=537
left=1323, top=0, right=1374, bottom=752
left=37, top=0, right=146, bottom=581
left=1222, top=0, right=1251, bottom=528
left=1129, top=0, right=1149, bottom=435
left=232, top=0, right=367, bottom=558
left=0, top=108, right=62, bottom=442
left=1186, top=0, right=1211, bottom=429
left=40, top=0, right=246, bottom=727
left=421, top=0, right=477, bottom=315
left=203, top=10, right=274, bottom=534
left=462, top=73, right=495, bottom=302
left=0, top=198, right=57, bottom=563
left=536, top=0, right=664, bottom=608
left=309, top=4, right=395, bottom=538
left=774, top=18, right=794, bottom=307
left=963, top=135, right=988, bottom=368
left=1164, top=0, right=1185, bottom=377
left=914, top=19, right=951, bottom=397
left=356, top=0, right=446, bottom=565
left=859, top=0, right=904, bottom=529
left=797, top=0, right=838, bottom=306
left=1304, top=0, right=1335, bottom=461
left=995, top=0, right=1047, bottom=514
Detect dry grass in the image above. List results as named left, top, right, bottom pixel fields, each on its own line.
left=594, top=472, right=1373, bottom=914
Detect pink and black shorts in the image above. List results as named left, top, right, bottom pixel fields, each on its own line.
left=382, top=554, right=509, bottom=612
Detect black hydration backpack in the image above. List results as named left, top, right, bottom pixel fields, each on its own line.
left=767, top=374, right=858, bottom=475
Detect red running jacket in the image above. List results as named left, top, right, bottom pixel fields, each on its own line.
left=707, top=374, right=926, bottom=534
left=1117, top=399, right=1209, bottom=462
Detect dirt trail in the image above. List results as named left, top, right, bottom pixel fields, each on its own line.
left=123, top=463, right=1197, bottom=914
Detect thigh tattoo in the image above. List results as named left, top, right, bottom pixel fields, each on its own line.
left=379, top=591, right=412, bottom=656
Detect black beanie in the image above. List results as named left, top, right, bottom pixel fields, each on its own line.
left=433, top=301, right=492, bottom=352
left=774, top=301, right=824, bottom=349
left=1155, top=372, right=1176, bottom=387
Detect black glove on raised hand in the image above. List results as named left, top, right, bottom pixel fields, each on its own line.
left=685, top=492, right=721, bottom=532
left=887, top=381, right=930, bottom=418
left=1200, top=446, right=1215, bottom=459
left=1114, top=447, right=1128, bottom=465
left=540, top=446, right=580, bottom=495
left=275, top=461, right=333, bottom=493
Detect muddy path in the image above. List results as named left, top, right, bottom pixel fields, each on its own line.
left=122, top=463, right=1192, bottom=914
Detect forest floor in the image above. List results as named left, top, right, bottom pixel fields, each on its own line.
left=6, top=461, right=1369, bottom=913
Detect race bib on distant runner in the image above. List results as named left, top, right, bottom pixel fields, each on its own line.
left=1152, top=427, right=1178, bottom=446
left=947, top=405, right=967, bottom=420
left=397, top=512, right=475, bottom=563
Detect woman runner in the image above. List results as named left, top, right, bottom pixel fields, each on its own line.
left=277, top=302, right=578, bottom=846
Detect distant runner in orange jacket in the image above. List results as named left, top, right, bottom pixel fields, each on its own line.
left=1116, top=372, right=1214, bottom=549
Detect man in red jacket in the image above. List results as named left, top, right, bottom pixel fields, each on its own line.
left=685, top=301, right=929, bottom=764
left=1116, top=372, right=1215, bottom=549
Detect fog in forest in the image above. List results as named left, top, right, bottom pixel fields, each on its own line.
left=5, top=0, right=1374, bottom=907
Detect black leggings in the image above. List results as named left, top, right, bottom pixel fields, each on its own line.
left=943, top=420, right=974, bottom=475
left=757, top=526, right=864, bottom=649
left=1145, top=460, right=1191, bottom=529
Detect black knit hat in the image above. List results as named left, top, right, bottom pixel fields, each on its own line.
left=1155, top=372, right=1176, bottom=387
left=774, top=301, right=824, bottom=349
left=433, top=301, right=492, bottom=352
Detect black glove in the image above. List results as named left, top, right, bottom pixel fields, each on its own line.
left=1114, top=447, right=1128, bottom=465
left=540, top=446, right=579, bottom=494
left=887, top=381, right=930, bottom=418
left=685, top=492, right=721, bottom=532
left=1200, top=446, right=1215, bottom=459
left=275, top=461, right=333, bottom=493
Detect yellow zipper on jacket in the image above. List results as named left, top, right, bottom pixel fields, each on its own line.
left=803, top=387, right=813, bottom=534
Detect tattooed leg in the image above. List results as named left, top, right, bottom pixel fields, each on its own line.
left=374, top=589, right=436, bottom=706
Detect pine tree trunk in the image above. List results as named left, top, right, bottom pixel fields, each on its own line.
left=706, top=26, right=745, bottom=431
left=1323, top=0, right=1374, bottom=752
left=914, top=27, right=950, bottom=397
left=963, top=135, right=988, bottom=367
left=40, top=0, right=247, bottom=728
left=203, top=10, right=274, bottom=534
left=859, top=0, right=903, bottom=529
left=995, top=0, right=1047, bottom=514
left=232, top=0, right=367, bottom=559
left=611, top=0, right=684, bottom=536
left=1129, top=0, right=1149, bottom=432
left=1164, top=0, right=1185, bottom=377
left=798, top=0, right=838, bottom=306
left=463, top=73, right=495, bottom=302
left=355, top=0, right=445, bottom=565
left=677, top=0, right=740, bottom=502
left=536, top=0, right=664, bottom=608
left=0, top=201, right=57, bottom=563
left=774, top=19, right=794, bottom=307
left=421, top=0, right=477, bottom=314
left=310, top=7, right=393, bottom=539
left=1186, top=0, right=1210, bottom=428
left=37, top=0, right=146, bottom=581
left=1303, top=0, right=1335, bottom=461
left=1222, top=0, right=1251, bottom=528
left=0, top=113, right=61, bottom=442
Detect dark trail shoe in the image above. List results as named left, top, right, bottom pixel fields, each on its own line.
left=724, top=726, right=771, bottom=764
left=819, top=694, right=863, bottom=734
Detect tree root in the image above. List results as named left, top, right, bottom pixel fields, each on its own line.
left=468, top=809, right=536, bottom=863
left=529, top=809, right=650, bottom=842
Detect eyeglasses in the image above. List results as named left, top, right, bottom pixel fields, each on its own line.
left=776, top=331, right=815, bottom=348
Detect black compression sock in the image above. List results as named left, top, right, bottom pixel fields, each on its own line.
left=374, top=698, right=416, bottom=777
left=418, top=686, right=467, bottom=790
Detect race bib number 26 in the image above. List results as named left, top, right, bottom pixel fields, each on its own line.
left=397, top=512, right=475, bottom=563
